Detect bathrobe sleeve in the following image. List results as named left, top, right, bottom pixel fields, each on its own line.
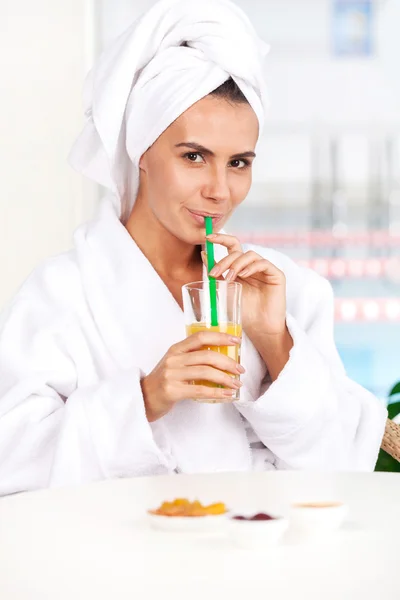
left=235, top=250, right=388, bottom=471
left=0, top=263, right=173, bottom=496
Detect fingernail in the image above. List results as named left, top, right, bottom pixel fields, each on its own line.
left=238, top=269, right=249, bottom=277
left=233, top=380, right=242, bottom=388
left=206, top=234, right=217, bottom=239
left=237, top=365, right=246, bottom=374
left=209, top=267, right=219, bottom=276
left=201, top=251, right=207, bottom=264
left=226, top=270, right=234, bottom=282
left=230, top=336, right=241, bottom=344
left=223, top=389, right=236, bottom=397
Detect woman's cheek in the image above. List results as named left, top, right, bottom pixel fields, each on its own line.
left=232, top=175, right=252, bottom=207
left=177, top=168, right=204, bottom=196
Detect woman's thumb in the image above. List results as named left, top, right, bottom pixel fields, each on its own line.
left=201, top=250, right=208, bottom=270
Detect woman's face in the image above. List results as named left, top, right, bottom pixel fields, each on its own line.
left=138, top=94, right=259, bottom=245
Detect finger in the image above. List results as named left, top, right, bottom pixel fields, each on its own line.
left=182, top=350, right=244, bottom=375
left=183, top=383, right=239, bottom=403
left=171, top=331, right=241, bottom=354
left=237, top=259, right=284, bottom=284
left=211, top=250, right=264, bottom=280
left=201, top=250, right=225, bottom=281
left=208, top=251, right=243, bottom=278
left=178, top=366, right=242, bottom=389
left=205, top=233, right=242, bottom=254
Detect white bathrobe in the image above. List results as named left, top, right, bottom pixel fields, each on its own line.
left=0, top=198, right=387, bottom=494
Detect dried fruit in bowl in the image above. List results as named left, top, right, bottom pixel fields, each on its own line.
left=148, top=498, right=227, bottom=517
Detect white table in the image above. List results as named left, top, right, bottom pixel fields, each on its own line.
left=0, top=471, right=399, bottom=600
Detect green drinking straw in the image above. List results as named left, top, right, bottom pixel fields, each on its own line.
left=205, top=217, right=219, bottom=327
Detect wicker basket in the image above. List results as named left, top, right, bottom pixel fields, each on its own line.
left=381, top=419, right=400, bottom=462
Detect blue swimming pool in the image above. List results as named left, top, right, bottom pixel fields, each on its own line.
left=335, top=321, right=399, bottom=399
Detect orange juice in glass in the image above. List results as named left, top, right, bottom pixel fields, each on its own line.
left=182, top=281, right=242, bottom=401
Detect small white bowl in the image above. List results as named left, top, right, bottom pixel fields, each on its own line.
left=147, top=511, right=229, bottom=533
left=228, top=515, right=289, bottom=549
left=289, top=501, right=348, bottom=535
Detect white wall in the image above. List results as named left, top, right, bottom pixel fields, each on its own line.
left=0, top=0, right=97, bottom=308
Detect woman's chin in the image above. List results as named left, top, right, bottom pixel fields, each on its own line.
left=187, top=232, right=207, bottom=246
left=170, top=218, right=224, bottom=246
left=172, top=224, right=206, bottom=246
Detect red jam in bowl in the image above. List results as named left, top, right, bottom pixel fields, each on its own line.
left=232, top=513, right=277, bottom=521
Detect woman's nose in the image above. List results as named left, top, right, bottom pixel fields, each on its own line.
left=202, top=166, right=230, bottom=203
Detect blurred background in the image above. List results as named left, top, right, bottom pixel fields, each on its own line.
left=1, top=0, right=399, bottom=402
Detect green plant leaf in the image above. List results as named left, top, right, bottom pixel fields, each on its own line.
left=374, top=382, right=400, bottom=472
left=389, top=382, right=400, bottom=397
left=388, top=401, right=400, bottom=421
left=375, top=448, right=400, bottom=472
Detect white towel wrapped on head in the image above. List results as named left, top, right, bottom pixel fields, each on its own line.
left=68, top=0, right=269, bottom=221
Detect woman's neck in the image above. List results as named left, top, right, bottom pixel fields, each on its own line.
left=125, top=198, right=201, bottom=279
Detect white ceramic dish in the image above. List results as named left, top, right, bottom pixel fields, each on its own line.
left=147, top=511, right=229, bottom=533
left=289, top=501, right=348, bottom=535
left=228, top=515, right=289, bottom=549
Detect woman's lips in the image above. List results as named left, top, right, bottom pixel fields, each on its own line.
left=187, top=209, right=224, bottom=227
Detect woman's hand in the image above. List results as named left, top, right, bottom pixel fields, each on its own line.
left=204, top=234, right=293, bottom=381
left=141, top=331, right=244, bottom=422
left=205, top=233, right=287, bottom=337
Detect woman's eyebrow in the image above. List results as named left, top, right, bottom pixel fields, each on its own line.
left=175, top=142, right=256, bottom=159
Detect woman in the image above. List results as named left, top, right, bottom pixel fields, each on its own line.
left=0, top=0, right=387, bottom=494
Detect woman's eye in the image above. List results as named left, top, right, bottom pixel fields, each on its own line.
left=185, top=152, right=204, bottom=163
left=230, top=159, right=249, bottom=169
